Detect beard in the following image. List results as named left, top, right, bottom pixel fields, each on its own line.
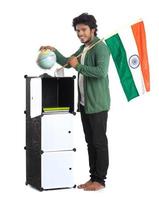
left=81, top=36, right=92, bottom=44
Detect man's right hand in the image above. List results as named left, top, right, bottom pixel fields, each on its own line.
left=39, top=46, right=56, bottom=52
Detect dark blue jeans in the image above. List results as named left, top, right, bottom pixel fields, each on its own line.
left=80, top=104, right=109, bottom=186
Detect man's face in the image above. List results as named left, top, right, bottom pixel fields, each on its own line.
left=75, top=24, right=95, bottom=44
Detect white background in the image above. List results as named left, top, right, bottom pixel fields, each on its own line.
left=0, top=0, right=159, bottom=199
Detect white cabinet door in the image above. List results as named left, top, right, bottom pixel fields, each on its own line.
left=41, top=151, right=74, bottom=189
left=30, top=78, right=42, bottom=118
left=42, top=114, right=73, bottom=151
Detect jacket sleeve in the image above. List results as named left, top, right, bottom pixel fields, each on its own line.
left=54, top=47, right=82, bottom=69
left=75, top=43, right=110, bottom=78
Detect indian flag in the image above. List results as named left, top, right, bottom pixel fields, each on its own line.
left=105, top=20, right=150, bottom=101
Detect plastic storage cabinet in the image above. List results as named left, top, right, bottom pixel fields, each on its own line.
left=24, top=74, right=76, bottom=191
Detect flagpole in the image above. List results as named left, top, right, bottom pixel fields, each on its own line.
left=62, top=37, right=105, bottom=68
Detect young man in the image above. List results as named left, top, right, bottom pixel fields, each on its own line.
left=40, top=13, right=110, bottom=191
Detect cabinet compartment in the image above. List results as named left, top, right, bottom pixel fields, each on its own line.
left=42, top=114, right=73, bottom=151
left=42, top=151, right=74, bottom=189
left=42, top=77, right=74, bottom=113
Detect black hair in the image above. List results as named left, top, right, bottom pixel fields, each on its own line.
left=72, top=13, right=98, bottom=36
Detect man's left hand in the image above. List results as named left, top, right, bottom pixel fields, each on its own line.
left=68, top=56, right=79, bottom=68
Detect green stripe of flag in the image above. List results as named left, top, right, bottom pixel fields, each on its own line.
left=105, top=34, right=139, bottom=101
